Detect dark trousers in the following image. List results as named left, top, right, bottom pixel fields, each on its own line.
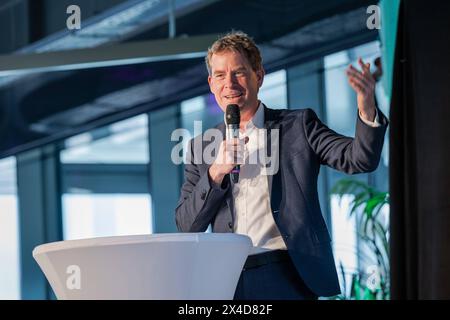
left=233, top=250, right=317, bottom=300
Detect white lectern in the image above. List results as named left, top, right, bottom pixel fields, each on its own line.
left=33, top=233, right=252, bottom=300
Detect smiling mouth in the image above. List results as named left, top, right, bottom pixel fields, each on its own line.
left=224, top=93, right=243, bottom=99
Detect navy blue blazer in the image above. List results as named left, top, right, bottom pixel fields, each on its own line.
left=175, top=106, right=388, bottom=297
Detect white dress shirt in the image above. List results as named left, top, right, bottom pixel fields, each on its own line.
left=228, top=102, right=380, bottom=255
left=230, top=102, right=286, bottom=254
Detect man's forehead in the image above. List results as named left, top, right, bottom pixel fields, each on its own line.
left=210, top=50, right=250, bottom=67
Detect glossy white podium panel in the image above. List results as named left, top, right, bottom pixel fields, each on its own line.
left=33, top=233, right=252, bottom=300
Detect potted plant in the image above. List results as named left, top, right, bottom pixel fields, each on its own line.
left=329, top=178, right=390, bottom=300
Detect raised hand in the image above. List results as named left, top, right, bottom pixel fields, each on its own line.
left=346, top=57, right=376, bottom=122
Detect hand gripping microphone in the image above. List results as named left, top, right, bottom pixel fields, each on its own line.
left=225, top=104, right=240, bottom=183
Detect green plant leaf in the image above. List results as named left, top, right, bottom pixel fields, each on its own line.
left=363, top=287, right=376, bottom=300
left=330, top=178, right=391, bottom=300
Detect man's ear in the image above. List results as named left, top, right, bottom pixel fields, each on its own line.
left=257, top=69, right=265, bottom=88
left=208, top=75, right=213, bottom=93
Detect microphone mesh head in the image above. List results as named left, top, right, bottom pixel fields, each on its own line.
left=226, top=104, right=240, bottom=125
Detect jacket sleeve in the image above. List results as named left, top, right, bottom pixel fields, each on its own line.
left=175, top=138, right=230, bottom=232
left=303, top=108, right=388, bottom=174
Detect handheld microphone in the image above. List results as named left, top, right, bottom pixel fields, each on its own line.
left=225, top=104, right=241, bottom=183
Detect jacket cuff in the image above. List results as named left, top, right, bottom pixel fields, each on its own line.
left=359, top=109, right=381, bottom=127
left=197, top=170, right=229, bottom=204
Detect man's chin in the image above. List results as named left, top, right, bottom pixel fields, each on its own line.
left=219, top=99, right=256, bottom=112
left=220, top=102, right=243, bottom=110
left=223, top=100, right=244, bottom=107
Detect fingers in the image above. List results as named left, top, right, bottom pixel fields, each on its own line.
left=348, top=77, right=366, bottom=94
left=346, top=65, right=373, bottom=88
left=227, top=139, right=245, bottom=164
left=225, top=137, right=248, bottom=146
left=358, top=57, right=370, bottom=73
left=346, top=58, right=376, bottom=95
left=347, top=74, right=372, bottom=96
left=215, top=135, right=250, bottom=165
left=348, top=58, right=373, bottom=79
left=348, top=76, right=374, bottom=96
left=218, top=138, right=245, bottom=165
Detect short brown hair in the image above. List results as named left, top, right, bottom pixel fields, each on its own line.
left=205, top=31, right=263, bottom=75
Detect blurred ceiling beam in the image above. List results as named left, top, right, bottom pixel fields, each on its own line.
left=0, top=34, right=217, bottom=76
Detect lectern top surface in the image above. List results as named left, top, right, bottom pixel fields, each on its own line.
left=32, top=233, right=252, bottom=256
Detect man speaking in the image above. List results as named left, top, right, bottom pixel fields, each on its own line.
left=175, top=31, right=388, bottom=299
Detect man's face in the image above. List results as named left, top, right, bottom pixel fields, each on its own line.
left=208, top=50, right=264, bottom=114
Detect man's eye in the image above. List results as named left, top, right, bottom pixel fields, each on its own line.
left=215, top=74, right=225, bottom=79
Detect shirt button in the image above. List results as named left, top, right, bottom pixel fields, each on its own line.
left=228, top=222, right=233, bottom=229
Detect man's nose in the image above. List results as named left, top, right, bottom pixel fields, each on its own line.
left=224, top=73, right=237, bottom=88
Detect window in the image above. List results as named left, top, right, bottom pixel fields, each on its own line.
left=62, top=194, right=152, bottom=240
left=330, top=194, right=358, bottom=296
left=180, top=94, right=223, bottom=137
left=323, top=40, right=390, bottom=297
left=259, top=70, right=287, bottom=109
left=0, top=157, right=20, bottom=299
left=60, top=115, right=152, bottom=240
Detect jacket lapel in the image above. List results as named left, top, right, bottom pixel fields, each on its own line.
left=264, top=107, right=282, bottom=214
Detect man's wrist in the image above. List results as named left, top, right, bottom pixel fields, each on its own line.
left=360, top=108, right=376, bottom=122
left=359, top=108, right=381, bottom=128
left=208, top=165, right=225, bottom=186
